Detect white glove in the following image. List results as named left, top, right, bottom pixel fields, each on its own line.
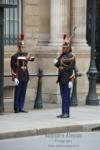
left=53, top=58, right=58, bottom=65
left=68, top=81, right=73, bottom=88
left=14, top=78, right=19, bottom=86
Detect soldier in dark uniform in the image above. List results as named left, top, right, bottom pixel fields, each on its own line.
left=54, top=35, right=75, bottom=118
left=10, top=40, right=34, bottom=113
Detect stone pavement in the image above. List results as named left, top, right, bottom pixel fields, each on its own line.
left=0, top=105, right=100, bottom=139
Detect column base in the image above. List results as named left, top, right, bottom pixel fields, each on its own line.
left=72, top=43, right=90, bottom=54
left=86, top=98, right=99, bottom=105
left=72, top=42, right=90, bottom=51
left=49, top=38, right=63, bottom=47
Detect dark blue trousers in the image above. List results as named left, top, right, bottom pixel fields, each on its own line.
left=14, top=81, right=28, bottom=111
left=59, top=83, right=70, bottom=115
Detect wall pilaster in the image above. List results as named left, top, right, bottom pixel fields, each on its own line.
left=71, top=0, right=91, bottom=104
left=49, top=0, right=63, bottom=46
left=71, top=0, right=89, bottom=50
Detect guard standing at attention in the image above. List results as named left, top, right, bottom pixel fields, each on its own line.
left=10, top=34, right=35, bottom=113
left=54, top=33, right=75, bottom=118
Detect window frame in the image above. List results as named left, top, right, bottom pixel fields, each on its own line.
left=4, top=0, right=23, bottom=45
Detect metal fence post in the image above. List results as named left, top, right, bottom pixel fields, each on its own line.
left=71, top=68, right=82, bottom=106
left=34, top=68, right=43, bottom=109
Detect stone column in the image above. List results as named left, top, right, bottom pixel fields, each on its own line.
left=71, top=0, right=88, bottom=49
left=49, top=0, right=64, bottom=46
left=63, top=0, right=70, bottom=35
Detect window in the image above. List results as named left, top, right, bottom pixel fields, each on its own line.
left=4, top=0, right=22, bottom=45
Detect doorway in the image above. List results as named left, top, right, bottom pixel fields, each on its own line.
left=86, top=0, right=100, bottom=82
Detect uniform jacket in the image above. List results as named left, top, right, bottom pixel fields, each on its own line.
left=11, top=52, right=29, bottom=82
left=55, top=51, right=75, bottom=85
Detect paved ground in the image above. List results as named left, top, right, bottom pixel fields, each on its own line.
left=0, top=105, right=100, bottom=139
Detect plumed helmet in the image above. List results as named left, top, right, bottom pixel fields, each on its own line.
left=63, top=33, right=70, bottom=45
left=63, top=33, right=67, bottom=40
left=63, top=42, right=69, bottom=48
left=17, top=40, right=24, bottom=46
left=17, top=33, right=25, bottom=46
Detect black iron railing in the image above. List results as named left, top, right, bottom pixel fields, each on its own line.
left=4, top=68, right=82, bottom=109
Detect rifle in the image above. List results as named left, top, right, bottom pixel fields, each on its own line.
left=63, top=26, right=77, bottom=44
left=69, top=26, right=77, bottom=41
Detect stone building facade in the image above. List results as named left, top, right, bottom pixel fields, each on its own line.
left=4, top=0, right=92, bottom=111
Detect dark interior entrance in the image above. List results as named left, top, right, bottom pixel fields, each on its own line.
left=0, top=7, right=4, bottom=112
left=86, top=0, right=100, bottom=82
left=0, top=1, right=17, bottom=112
